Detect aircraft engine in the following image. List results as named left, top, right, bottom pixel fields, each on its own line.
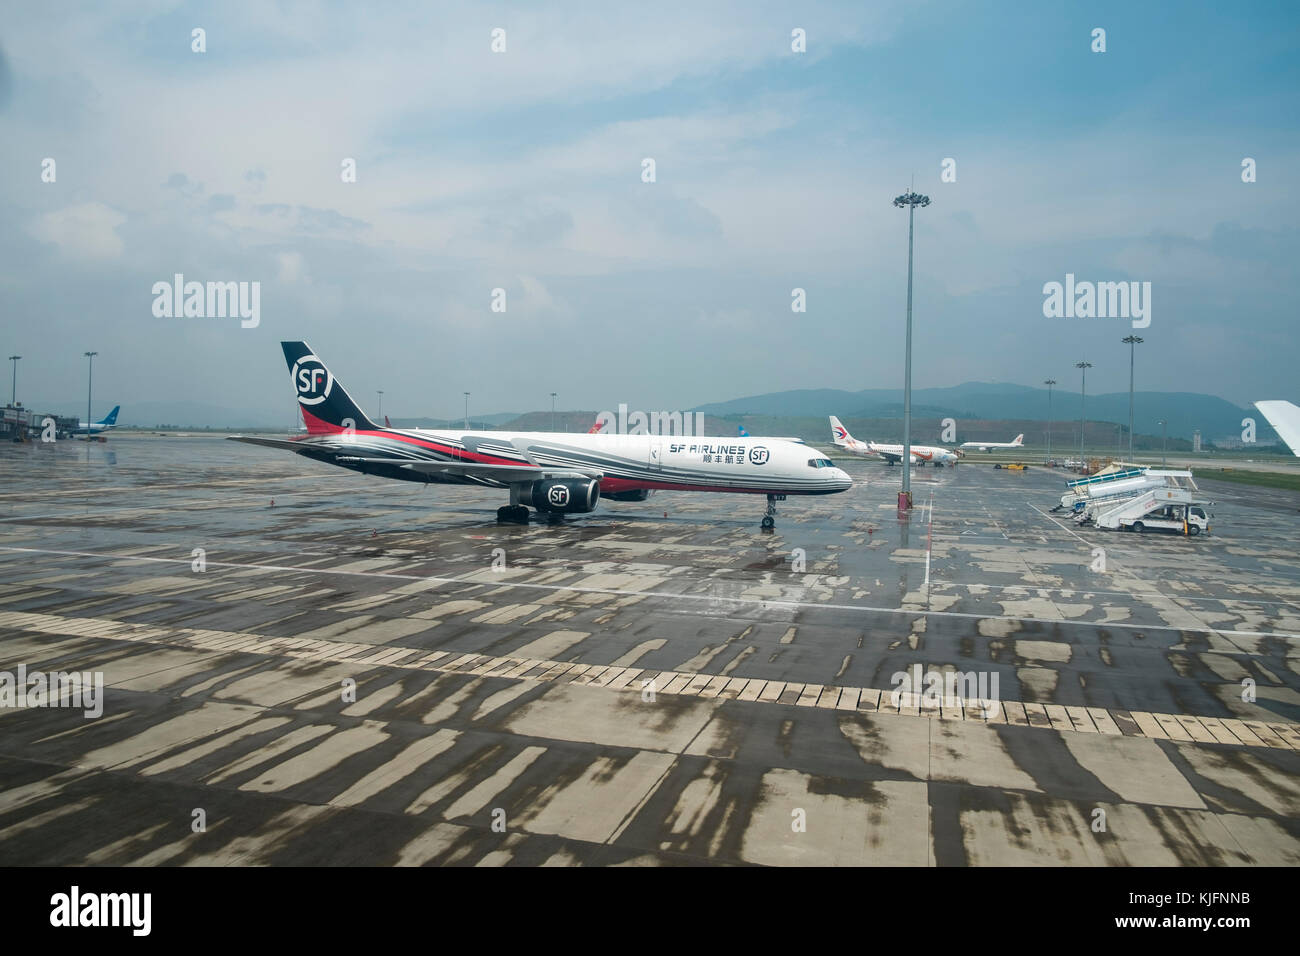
left=522, top=477, right=601, bottom=514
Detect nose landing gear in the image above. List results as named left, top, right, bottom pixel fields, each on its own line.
left=760, top=494, right=783, bottom=531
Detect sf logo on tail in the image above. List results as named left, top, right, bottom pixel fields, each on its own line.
left=291, top=356, right=333, bottom=405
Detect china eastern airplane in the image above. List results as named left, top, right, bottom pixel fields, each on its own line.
left=73, top=405, right=120, bottom=436
left=829, top=415, right=959, bottom=466
left=231, top=343, right=851, bottom=528
left=960, top=433, right=1024, bottom=452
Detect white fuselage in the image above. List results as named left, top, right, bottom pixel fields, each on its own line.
left=960, top=436, right=1024, bottom=452
left=304, top=426, right=852, bottom=496
left=73, top=422, right=115, bottom=436
left=863, top=440, right=959, bottom=466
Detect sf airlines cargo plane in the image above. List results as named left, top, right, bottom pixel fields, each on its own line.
left=960, top=433, right=1024, bottom=452
left=231, top=343, right=851, bottom=528
left=829, top=416, right=959, bottom=466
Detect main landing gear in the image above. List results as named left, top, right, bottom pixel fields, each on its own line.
left=760, top=494, right=782, bottom=531
left=497, top=486, right=530, bottom=524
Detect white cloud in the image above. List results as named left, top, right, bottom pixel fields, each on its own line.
left=29, top=202, right=126, bottom=259
left=277, top=251, right=308, bottom=282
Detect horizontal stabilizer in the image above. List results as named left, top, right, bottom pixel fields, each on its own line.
left=228, top=435, right=316, bottom=451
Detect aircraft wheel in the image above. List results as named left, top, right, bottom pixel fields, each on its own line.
left=761, top=515, right=775, bottom=530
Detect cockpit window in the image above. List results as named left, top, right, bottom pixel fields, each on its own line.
left=807, top=458, right=835, bottom=468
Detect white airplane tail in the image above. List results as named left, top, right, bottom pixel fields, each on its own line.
left=829, top=415, right=853, bottom=445
left=1255, top=401, right=1300, bottom=456
left=1012, top=434, right=1024, bottom=445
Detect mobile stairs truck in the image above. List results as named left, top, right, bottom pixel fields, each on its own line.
left=1056, top=466, right=1200, bottom=519
left=1090, top=486, right=1212, bottom=535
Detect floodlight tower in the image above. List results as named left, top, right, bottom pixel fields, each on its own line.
left=1075, top=361, right=1092, bottom=462
left=84, top=351, right=98, bottom=451
left=1122, top=335, right=1143, bottom=462
left=1044, top=379, right=1056, bottom=463
left=7, top=355, right=20, bottom=406
left=892, top=188, right=930, bottom=512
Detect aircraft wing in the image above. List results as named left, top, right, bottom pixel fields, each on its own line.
left=1255, top=401, right=1300, bottom=456
left=229, top=437, right=602, bottom=481
left=335, top=457, right=602, bottom=483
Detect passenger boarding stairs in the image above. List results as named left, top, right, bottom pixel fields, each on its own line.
left=1062, top=469, right=1199, bottom=522
left=1090, top=486, right=1196, bottom=530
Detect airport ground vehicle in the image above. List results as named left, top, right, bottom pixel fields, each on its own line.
left=1091, top=487, right=1212, bottom=535
left=233, top=342, right=851, bottom=528
left=1056, top=467, right=1197, bottom=513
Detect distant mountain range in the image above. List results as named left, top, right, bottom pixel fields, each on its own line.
left=39, top=382, right=1280, bottom=445
left=690, top=383, right=1277, bottom=444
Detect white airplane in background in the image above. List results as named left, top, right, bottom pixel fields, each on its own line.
left=829, top=416, right=959, bottom=466
left=73, top=405, right=120, bottom=436
left=1254, top=401, right=1300, bottom=456
left=960, top=433, right=1024, bottom=452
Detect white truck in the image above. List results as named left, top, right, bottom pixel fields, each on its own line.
left=1092, top=487, right=1212, bottom=535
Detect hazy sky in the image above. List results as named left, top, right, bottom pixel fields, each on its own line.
left=2, top=1, right=1297, bottom=421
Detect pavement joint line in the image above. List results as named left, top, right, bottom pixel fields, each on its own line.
left=20, top=616, right=1300, bottom=749
left=3, top=610, right=1297, bottom=753
left=2, top=544, right=1297, bottom=641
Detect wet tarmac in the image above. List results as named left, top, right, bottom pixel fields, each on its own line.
left=1, top=435, right=1297, bottom=865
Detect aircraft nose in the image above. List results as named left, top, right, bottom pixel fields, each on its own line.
left=831, top=468, right=851, bottom=489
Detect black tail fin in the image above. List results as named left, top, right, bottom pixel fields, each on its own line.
left=281, top=341, right=378, bottom=434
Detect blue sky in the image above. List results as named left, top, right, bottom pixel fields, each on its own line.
left=1, top=1, right=1297, bottom=422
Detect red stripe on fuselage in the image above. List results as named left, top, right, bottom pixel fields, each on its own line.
left=299, top=407, right=523, bottom=465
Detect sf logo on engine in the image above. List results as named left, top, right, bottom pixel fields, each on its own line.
left=749, top=446, right=770, bottom=466
left=547, top=485, right=570, bottom=507
left=291, top=355, right=333, bottom=406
